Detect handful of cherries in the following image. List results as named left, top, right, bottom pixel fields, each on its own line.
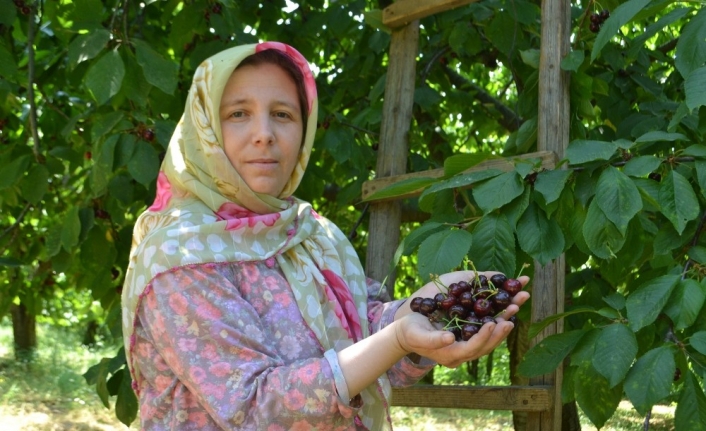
left=409, top=271, right=524, bottom=342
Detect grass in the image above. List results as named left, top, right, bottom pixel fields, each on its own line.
left=0, top=318, right=675, bottom=430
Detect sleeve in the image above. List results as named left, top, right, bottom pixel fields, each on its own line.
left=133, top=265, right=360, bottom=430
left=364, top=278, right=437, bottom=387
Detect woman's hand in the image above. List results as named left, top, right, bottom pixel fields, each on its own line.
left=392, top=271, right=530, bottom=367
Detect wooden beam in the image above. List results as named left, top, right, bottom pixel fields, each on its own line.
left=362, top=151, right=557, bottom=203
left=526, top=0, right=571, bottom=429
left=391, top=385, right=553, bottom=412
left=365, top=22, right=420, bottom=293
left=383, top=0, right=480, bottom=29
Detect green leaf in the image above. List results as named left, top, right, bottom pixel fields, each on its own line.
left=683, top=144, right=706, bottom=158
left=115, top=366, right=138, bottom=426
left=691, top=331, right=706, bottom=355
left=533, top=169, right=572, bottom=205
left=591, top=0, right=652, bottom=61
left=689, top=246, right=706, bottom=265
left=417, top=229, right=472, bottom=282
left=574, top=362, right=622, bottom=429
left=19, top=164, right=49, bottom=204
left=364, top=177, right=436, bottom=202
left=663, top=278, right=706, bottom=330
left=561, top=50, right=585, bottom=72
left=518, top=330, right=587, bottom=377
left=419, top=170, right=501, bottom=205
left=61, top=206, right=82, bottom=252
left=91, top=135, right=118, bottom=198
left=363, top=9, right=389, bottom=33
left=528, top=306, right=597, bottom=339
left=675, top=7, right=706, bottom=79
left=685, top=66, right=706, bottom=112
left=0, top=257, right=24, bottom=267
left=623, top=155, right=662, bottom=177
left=468, top=213, right=515, bottom=277
left=624, top=346, right=676, bottom=416
left=519, top=48, right=540, bottom=69
left=134, top=40, right=178, bottom=95
left=67, top=29, right=111, bottom=69
left=658, top=170, right=700, bottom=235
left=582, top=199, right=626, bottom=259
left=626, top=274, right=679, bottom=332
left=472, top=171, right=524, bottom=213
left=595, top=166, right=642, bottom=234
left=0, top=155, right=31, bottom=190
left=400, top=222, right=447, bottom=256
left=85, top=50, right=125, bottom=105
left=592, top=323, right=637, bottom=388
left=516, top=202, right=564, bottom=265
left=443, top=153, right=495, bottom=177
left=127, top=143, right=160, bottom=186
left=566, top=140, right=617, bottom=165
left=635, top=131, right=687, bottom=143
left=0, top=44, right=18, bottom=79
left=675, top=371, right=706, bottom=431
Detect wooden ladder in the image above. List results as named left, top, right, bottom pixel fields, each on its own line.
left=363, top=1, right=570, bottom=430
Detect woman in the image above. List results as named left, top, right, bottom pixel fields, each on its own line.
left=121, top=42, right=530, bottom=430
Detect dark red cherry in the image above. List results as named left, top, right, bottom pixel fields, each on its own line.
left=489, top=273, right=508, bottom=289
left=461, top=323, right=479, bottom=341
left=480, top=316, right=496, bottom=325
left=492, top=289, right=512, bottom=310
left=409, top=297, right=423, bottom=312
left=448, top=304, right=466, bottom=319
left=503, top=278, right=523, bottom=296
left=459, top=291, right=474, bottom=309
left=419, top=298, right=437, bottom=315
left=449, top=283, right=465, bottom=297
left=434, top=292, right=447, bottom=307
left=473, top=298, right=493, bottom=317
left=439, top=296, right=458, bottom=311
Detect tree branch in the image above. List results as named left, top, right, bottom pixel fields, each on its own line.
left=440, top=64, right=522, bottom=132
left=0, top=203, right=32, bottom=241
left=27, top=1, right=43, bottom=164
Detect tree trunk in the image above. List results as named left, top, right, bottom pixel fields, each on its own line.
left=11, top=303, right=37, bottom=361
left=562, top=401, right=581, bottom=431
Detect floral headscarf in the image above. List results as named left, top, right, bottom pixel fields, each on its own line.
left=121, top=42, right=392, bottom=430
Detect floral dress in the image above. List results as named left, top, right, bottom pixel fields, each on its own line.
left=132, top=260, right=434, bottom=430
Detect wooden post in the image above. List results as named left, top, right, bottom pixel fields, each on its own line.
left=365, top=22, right=419, bottom=295
left=527, top=0, right=570, bottom=429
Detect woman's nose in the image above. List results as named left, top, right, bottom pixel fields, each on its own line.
left=253, top=115, right=275, bottom=145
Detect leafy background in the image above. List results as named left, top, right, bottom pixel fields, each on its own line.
left=1, top=0, right=705, bottom=428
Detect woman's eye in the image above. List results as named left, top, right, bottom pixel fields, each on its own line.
left=275, top=112, right=291, bottom=119
left=230, top=111, right=245, bottom=118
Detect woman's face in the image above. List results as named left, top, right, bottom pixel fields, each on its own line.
left=219, top=62, right=304, bottom=197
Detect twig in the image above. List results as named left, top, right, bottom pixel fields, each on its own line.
left=27, top=1, right=43, bottom=163
left=0, top=203, right=32, bottom=241
left=420, top=46, right=450, bottom=84
left=339, top=121, right=378, bottom=137
left=348, top=203, right=369, bottom=241
left=643, top=409, right=651, bottom=431
left=682, top=208, right=706, bottom=277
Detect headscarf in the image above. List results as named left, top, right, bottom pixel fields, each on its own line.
left=121, top=42, right=392, bottom=430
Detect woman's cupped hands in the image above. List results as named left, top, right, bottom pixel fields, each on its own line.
left=393, top=270, right=530, bottom=369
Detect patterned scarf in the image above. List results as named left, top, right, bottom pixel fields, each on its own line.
left=121, top=42, right=391, bottom=430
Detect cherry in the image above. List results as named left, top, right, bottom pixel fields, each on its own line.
left=419, top=298, right=437, bottom=315
left=449, top=326, right=462, bottom=340
left=461, top=323, right=479, bottom=341
left=503, top=278, right=523, bottom=297
left=142, top=129, right=155, bottom=141
left=459, top=291, right=474, bottom=308
left=674, top=368, right=681, bottom=382
left=433, top=292, right=446, bottom=306
left=473, top=298, right=493, bottom=317
left=84, top=151, right=92, bottom=160
left=465, top=313, right=481, bottom=326
left=212, top=3, right=222, bottom=14
left=492, top=289, right=512, bottom=310
left=448, top=304, right=466, bottom=319
left=409, top=297, right=423, bottom=313
left=489, top=273, right=507, bottom=289
left=474, top=285, right=493, bottom=300
left=449, top=282, right=465, bottom=297
left=589, top=22, right=600, bottom=33
left=590, top=13, right=600, bottom=24
left=439, top=295, right=458, bottom=311
left=599, top=9, right=610, bottom=20
left=481, top=316, right=496, bottom=325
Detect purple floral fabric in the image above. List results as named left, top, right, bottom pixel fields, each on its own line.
left=132, top=261, right=434, bottom=430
